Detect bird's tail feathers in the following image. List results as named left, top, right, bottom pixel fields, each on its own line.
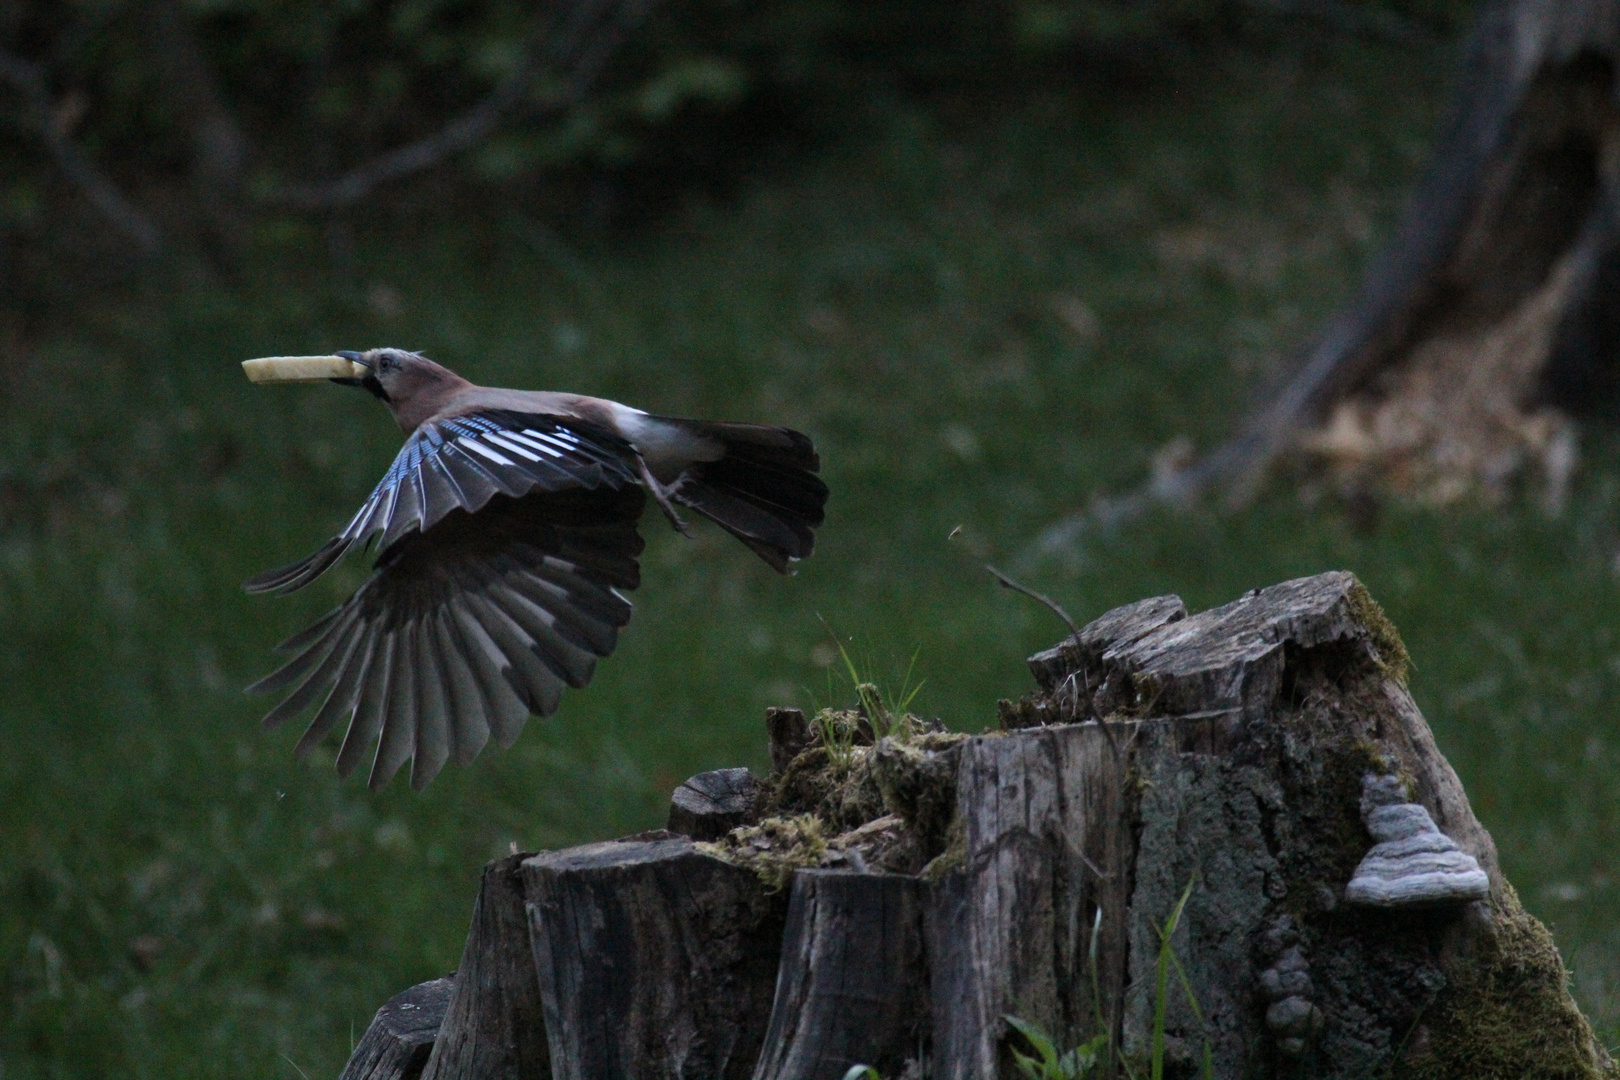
left=655, top=418, right=828, bottom=574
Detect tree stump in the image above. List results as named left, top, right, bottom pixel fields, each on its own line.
left=766, top=706, right=813, bottom=775
left=666, top=767, right=762, bottom=841
left=339, top=977, right=455, bottom=1080
left=336, top=571, right=1608, bottom=1080
left=926, top=720, right=1138, bottom=1080
left=520, top=835, right=789, bottom=1080
left=970, top=571, right=1600, bottom=1078
left=419, top=854, right=550, bottom=1080
left=752, top=869, right=929, bottom=1080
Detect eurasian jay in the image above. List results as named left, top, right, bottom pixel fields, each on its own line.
left=242, top=348, right=828, bottom=791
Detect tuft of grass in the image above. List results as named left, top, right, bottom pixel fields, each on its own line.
left=994, top=880, right=1214, bottom=1080
left=1150, top=877, right=1215, bottom=1080
left=816, top=616, right=928, bottom=743
left=810, top=707, right=865, bottom=770
left=1006, top=1015, right=1107, bottom=1079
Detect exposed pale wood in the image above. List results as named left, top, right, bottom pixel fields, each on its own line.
left=521, top=836, right=788, bottom=1080
left=339, top=977, right=455, bottom=1080
left=752, top=870, right=927, bottom=1080
left=1222, top=0, right=1620, bottom=503
left=667, top=767, right=761, bottom=841
left=419, top=854, right=549, bottom=1080
left=926, top=722, right=1134, bottom=1080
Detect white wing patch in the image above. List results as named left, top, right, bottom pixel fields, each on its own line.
left=482, top=432, right=542, bottom=461
left=458, top=435, right=516, bottom=466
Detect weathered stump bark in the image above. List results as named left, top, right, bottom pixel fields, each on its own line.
left=339, top=977, right=455, bottom=1080
left=1024, top=593, right=1188, bottom=701
left=766, top=706, right=813, bottom=775
left=752, top=869, right=929, bottom=1080
left=666, top=767, right=761, bottom=841
left=419, top=854, right=549, bottom=1080
left=521, top=835, right=789, bottom=1080
left=926, top=722, right=1135, bottom=1080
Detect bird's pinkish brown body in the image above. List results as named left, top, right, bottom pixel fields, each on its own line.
left=245, top=348, right=828, bottom=791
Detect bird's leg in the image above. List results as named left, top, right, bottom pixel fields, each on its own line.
left=637, top=454, right=693, bottom=537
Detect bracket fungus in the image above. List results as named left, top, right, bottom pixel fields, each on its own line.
left=1345, top=774, right=1489, bottom=908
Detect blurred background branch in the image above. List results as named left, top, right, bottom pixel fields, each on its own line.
left=0, top=43, right=164, bottom=257
left=0, top=0, right=1476, bottom=276
left=1027, top=0, right=1620, bottom=568
left=259, top=0, right=665, bottom=211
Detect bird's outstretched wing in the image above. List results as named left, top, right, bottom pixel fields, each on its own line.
left=244, top=411, right=636, bottom=596
left=247, top=484, right=646, bottom=791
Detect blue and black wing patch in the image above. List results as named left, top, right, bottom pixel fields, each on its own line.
left=244, top=412, right=636, bottom=596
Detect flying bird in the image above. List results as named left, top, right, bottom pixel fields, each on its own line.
left=242, top=348, right=828, bottom=791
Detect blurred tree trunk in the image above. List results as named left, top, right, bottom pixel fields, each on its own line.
left=1188, top=0, right=1620, bottom=513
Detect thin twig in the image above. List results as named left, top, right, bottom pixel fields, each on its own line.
left=986, top=563, right=1127, bottom=763
left=985, top=563, right=1080, bottom=637
left=261, top=0, right=662, bottom=211
left=1076, top=848, right=1114, bottom=881
left=0, top=47, right=164, bottom=256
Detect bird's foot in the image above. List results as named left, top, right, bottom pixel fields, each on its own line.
left=637, top=456, right=693, bottom=537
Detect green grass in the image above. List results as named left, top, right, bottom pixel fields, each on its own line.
left=7, top=24, right=1620, bottom=1078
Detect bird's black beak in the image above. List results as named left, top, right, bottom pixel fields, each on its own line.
left=328, top=350, right=370, bottom=384
left=329, top=351, right=389, bottom=402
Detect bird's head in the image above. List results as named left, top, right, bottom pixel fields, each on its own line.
left=336, top=347, right=471, bottom=419
left=242, top=347, right=473, bottom=432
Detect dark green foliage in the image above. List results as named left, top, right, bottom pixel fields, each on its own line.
left=0, top=0, right=1480, bottom=275
left=1006, top=1014, right=1106, bottom=1079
